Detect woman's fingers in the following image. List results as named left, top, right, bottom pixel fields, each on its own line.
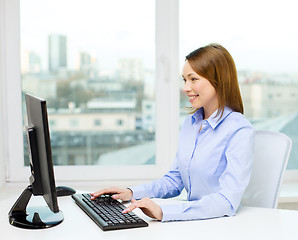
left=122, top=198, right=163, bottom=221
left=91, top=187, right=132, bottom=201
left=122, top=199, right=139, bottom=213
left=92, top=191, right=163, bottom=220
left=112, top=190, right=132, bottom=201
left=91, top=187, right=121, bottom=199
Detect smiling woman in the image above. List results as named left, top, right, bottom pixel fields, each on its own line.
left=92, top=44, right=255, bottom=222
left=182, top=63, right=218, bottom=119
left=180, top=0, right=298, bottom=173
left=183, top=44, right=243, bottom=118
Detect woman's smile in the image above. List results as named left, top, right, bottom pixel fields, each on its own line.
left=188, top=94, right=199, bottom=102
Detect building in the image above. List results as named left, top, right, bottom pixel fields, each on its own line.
left=79, top=51, right=93, bottom=72
left=118, top=58, right=144, bottom=82
left=21, top=49, right=41, bottom=74
left=141, top=100, right=155, bottom=131
left=48, top=98, right=137, bottom=132
left=48, top=34, right=67, bottom=72
left=43, top=98, right=153, bottom=165
left=240, top=82, right=298, bottom=120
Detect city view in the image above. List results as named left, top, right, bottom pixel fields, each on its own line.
left=22, top=34, right=156, bottom=166
left=20, top=0, right=298, bottom=169
left=21, top=33, right=298, bottom=169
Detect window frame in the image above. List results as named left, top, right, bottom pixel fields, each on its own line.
left=2, top=0, right=180, bottom=182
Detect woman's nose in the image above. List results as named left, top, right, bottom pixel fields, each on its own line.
left=183, top=81, right=191, bottom=92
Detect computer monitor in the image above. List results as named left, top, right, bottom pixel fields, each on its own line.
left=8, top=93, right=64, bottom=229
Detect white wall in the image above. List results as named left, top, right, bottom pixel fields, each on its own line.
left=0, top=0, right=7, bottom=188
left=0, top=91, right=5, bottom=188
left=0, top=57, right=5, bottom=185
left=0, top=61, right=5, bottom=188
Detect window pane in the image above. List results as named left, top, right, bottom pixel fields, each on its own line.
left=180, top=0, right=298, bottom=169
left=20, top=0, right=156, bottom=166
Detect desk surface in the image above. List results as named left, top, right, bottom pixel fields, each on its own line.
left=1, top=190, right=298, bottom=240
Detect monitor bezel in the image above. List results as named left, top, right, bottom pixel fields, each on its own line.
left=25, top=93, right=59, bottom=213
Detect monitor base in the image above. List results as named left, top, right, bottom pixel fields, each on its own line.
left=8, top=185, right=64, bottom=229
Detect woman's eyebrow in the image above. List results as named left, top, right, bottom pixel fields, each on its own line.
left=187, top=73, right=197, bottom=77
left=182, top=72, right=199, bottom=79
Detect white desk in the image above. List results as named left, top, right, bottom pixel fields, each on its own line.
left=1, top=191, right=298, bottom=240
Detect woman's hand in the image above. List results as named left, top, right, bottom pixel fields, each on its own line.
left=91, top=187, right=133, bottom=202
left=122, top=197, right=163, bottom=221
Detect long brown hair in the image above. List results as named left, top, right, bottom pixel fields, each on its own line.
left=185, top=43, right=243, bottom=117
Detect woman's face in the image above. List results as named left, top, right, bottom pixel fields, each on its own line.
left=182, top=60, right=218, bottom=117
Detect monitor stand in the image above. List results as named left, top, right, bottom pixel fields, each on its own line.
left=8, top=185, right=64, bottom=229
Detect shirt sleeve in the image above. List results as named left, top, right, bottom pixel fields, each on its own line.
left=160, top=126, right=255, bottom=222
left=129, top=157, right=185, bottom=200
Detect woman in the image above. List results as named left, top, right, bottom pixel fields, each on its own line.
left=91, top=43, right=255, bottom=222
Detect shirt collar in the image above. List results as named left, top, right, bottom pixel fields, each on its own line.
left=192, top=106, right=233, bottom=129
left=191, top=108, right=204, bottom=124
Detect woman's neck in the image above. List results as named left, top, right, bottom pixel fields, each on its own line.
left=203, top=106, right=218, bottom=120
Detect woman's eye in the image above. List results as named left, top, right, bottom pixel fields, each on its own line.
left=191, top=78, right=197, bottom=81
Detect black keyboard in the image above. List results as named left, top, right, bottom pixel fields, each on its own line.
left=72, top=193, right=148, bottom=231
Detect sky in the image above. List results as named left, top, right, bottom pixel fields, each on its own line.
left=21, top=0, right=298, bottom=74
left=179, top=0, right=298, bottom=74
left=20, top=0, right=155, bottom=71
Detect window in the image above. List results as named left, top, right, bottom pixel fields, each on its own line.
left=3, top=0, right=298, bottom=182
left=49, top=119, right=56, bottom=127
left=116, top=119, right=124, bottom=126
left=3, top=0, right=179, bottom=181
left=94, top=119, right=101, bottom=126
left=180, top=0, right=298, bottom=175
left=69, top=119, right=79, bottom=127
left=3, top=0, right=297, bottom=183
left=20, top=0, right=156, bottom=167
